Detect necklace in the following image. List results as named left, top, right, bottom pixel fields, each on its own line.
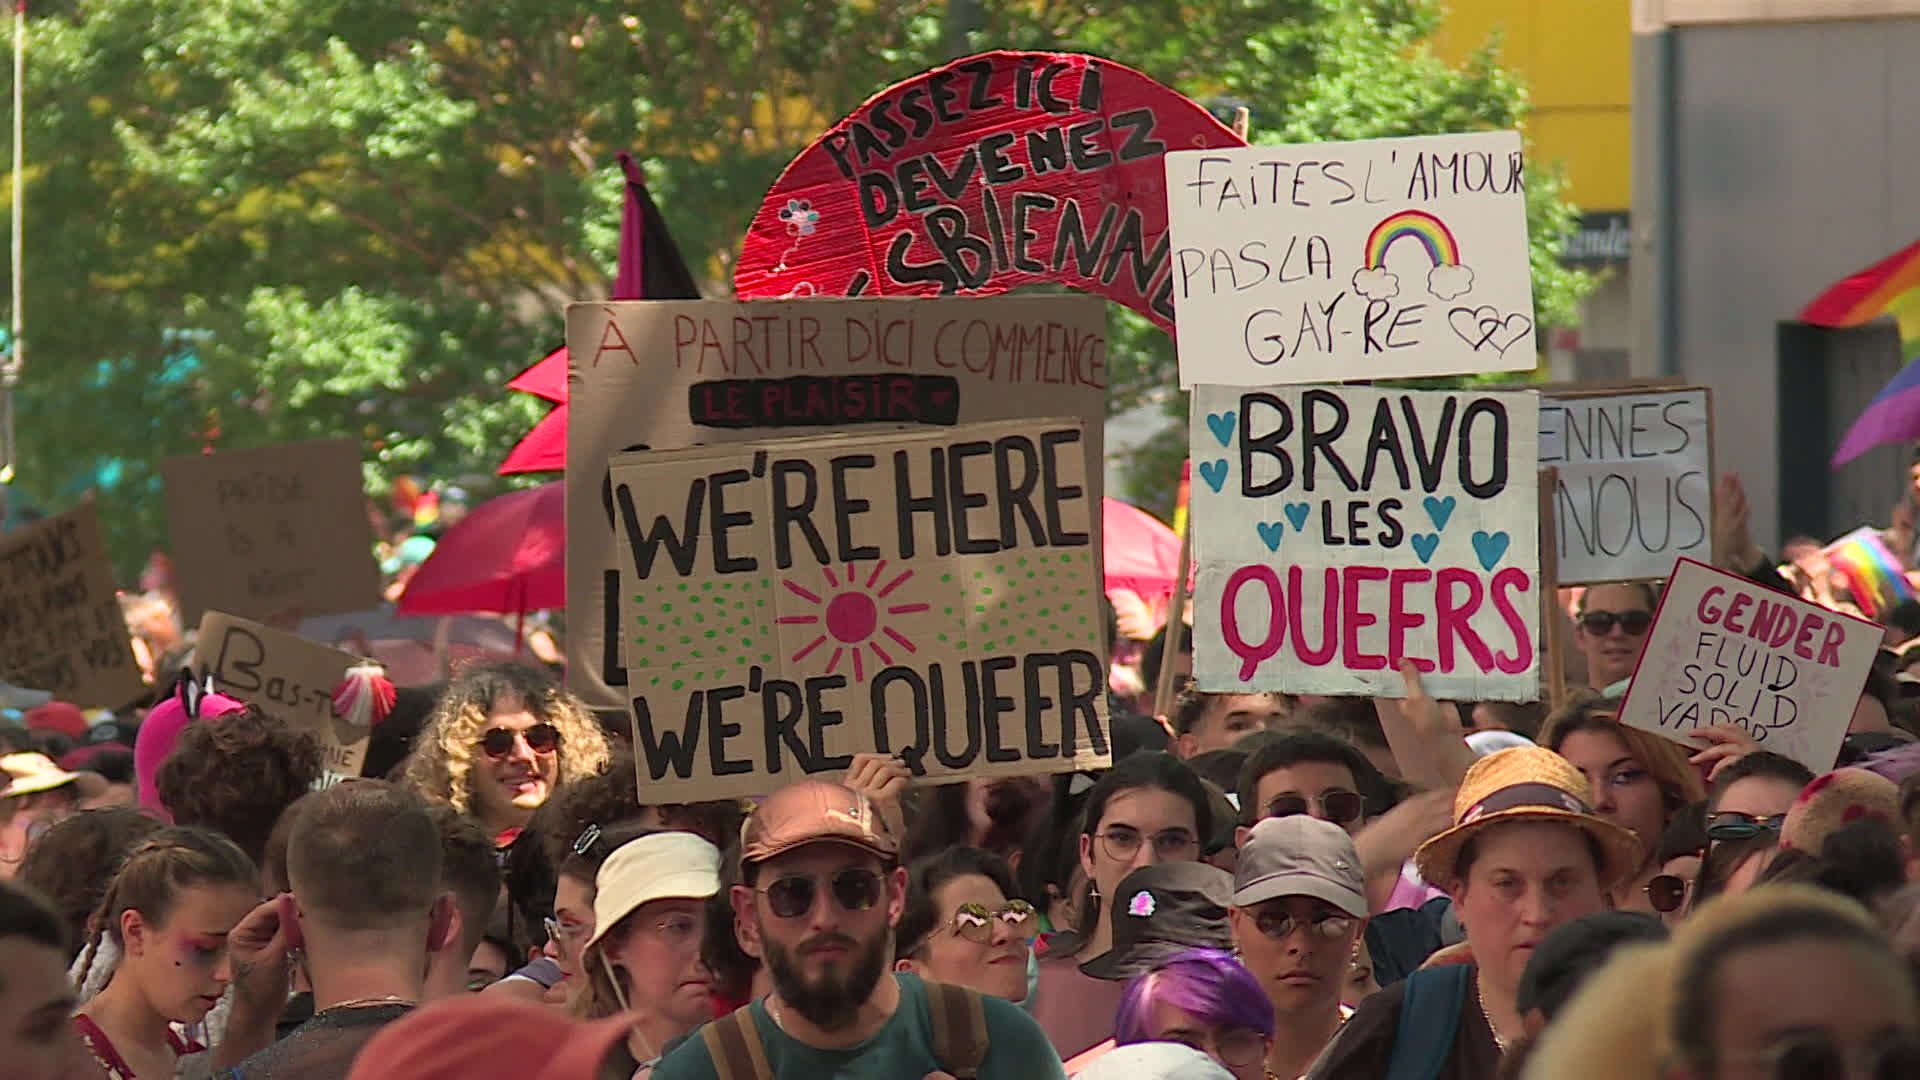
left=321, top=994, right=414, bottom=1012
left=1475, top=979, right=1512, bottom=1052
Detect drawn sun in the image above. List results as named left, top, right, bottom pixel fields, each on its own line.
left=778, top=561, right=930, bottom=683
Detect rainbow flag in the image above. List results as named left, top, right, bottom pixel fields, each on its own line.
left=1802, top=238, right=1920, bottom=464
left=1823, top=527, right=1912, bottom=619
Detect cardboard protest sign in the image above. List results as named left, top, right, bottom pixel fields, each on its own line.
left=1619, top=558, right=1879, bottom=774
left=608, top=419, right=1110, bottom=802
left=0, top=503, right=144, bottom=707
left=734, top=51, right=1243, bottom=329
left=1189, top=385, right=1541, bottom=701
left=1164, top=131, right=1536, bottom=386
left=1540, top=387, right=1714, bottom=584
left=161, top=439, right=381, bottom=623
left=193, top=612, right=370, bottom=785
left=566, top=295, right=1109, bottom=709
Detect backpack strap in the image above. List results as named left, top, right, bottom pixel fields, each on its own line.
left=701, top=1005, right=773, bottom=1080
left=924, top=980, right=991, bottom=1079
left=1384, top=964, right=1473, bottom=1080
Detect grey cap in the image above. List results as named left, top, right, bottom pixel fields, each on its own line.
left=1232, top=815, right=1368, bottom=917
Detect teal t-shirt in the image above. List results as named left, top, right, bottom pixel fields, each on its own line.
left=651, top=973, right=1065, bottom=1080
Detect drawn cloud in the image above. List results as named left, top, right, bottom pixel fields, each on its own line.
left=1426, top=264, right=1475, bottom=301
left=1351, top=268, right=1400, bottom=301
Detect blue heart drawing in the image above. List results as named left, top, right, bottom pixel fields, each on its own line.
left=1411, top=533, right=1440, bottom=564
left=1257, top=521, right=1285, bottom=552
left=1283, top=502, right=1311, bottom=531
left=1423, top=495, right=1457, bottom=531
left=1199, top=459, right=1229, bottom=493
left=1205, top=411, right=1237, bottom=447
left=1472, top=530, right=1511, bottom=571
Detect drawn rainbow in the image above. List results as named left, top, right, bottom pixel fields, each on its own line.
left=1363, top=210, right=1461, bottom=270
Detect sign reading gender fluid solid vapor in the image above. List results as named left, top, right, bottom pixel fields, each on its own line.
left=608, top=419, right=1110, bottom=801
left=1189, top=385, right=1540, bottom=701
left=1619, top=558, right=1879, bottom=774
left=1165, top=131, right=1536, bottom=386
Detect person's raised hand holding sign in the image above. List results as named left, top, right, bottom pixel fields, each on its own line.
left=1372, top=661, right=1476, bottom=792
left=1715, top=473, right=1766, bottom=574
left=845, top=752, right=912, bottom=846
left=1686, top=723, right=1763, bottom=783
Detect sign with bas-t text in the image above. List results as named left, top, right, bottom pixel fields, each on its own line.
left=609, top=418, right=1111, bottom=801
left=566, top=294, right=1109, bottom=711
left=1541, top=387, right=1713, bottom=585
left=193, top=612, right=370, bottom=786
left=1166, top=130, right=1536, bottom=386
left=1619, top=558, right=1878, bottom=774
left=1189, top=385, right=1541, bottom=701
left=162, top=439, right=381, bottom=623
left=0, top=503, right=145, bottom=708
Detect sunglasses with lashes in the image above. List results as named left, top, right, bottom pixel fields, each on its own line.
left=1705, top=811, right=1785, bottom=844
left=1578, top=610, right=1653, bottom=636
left=480, top=723, right=560, bottom=760
left=759, top=868, right=884, bottom=920
left=937, top=900, right=1035, bottom=944
left=1262, top=790, right=1366, bottom=826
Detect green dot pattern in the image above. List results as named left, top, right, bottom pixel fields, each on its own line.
left=630, top=576, right=775, bottom=683
left=962, top=549, right=1100, bottom=657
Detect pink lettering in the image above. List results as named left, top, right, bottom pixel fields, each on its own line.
left=1489, top=568, right=1535, bottom=674
left=1221, top=565, right=1285, bottom=681
left=1387, top=569, right=1434, bottom=673
left=1434, top=568, right=1493, bottom=674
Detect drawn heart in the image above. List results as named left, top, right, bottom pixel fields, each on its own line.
left=1472, top=530, right=1512, bottom=571
left=1257, top=521, right=1285, bottom=552
left=1411, top=533, right=1440, bottom=564
left=928, top=389, right=953, bottom=407
left=1199, top=459, right=1230, bottom=493
left=1283, top=502, right=1311, bottom=532
left=1423, top=495, right=1456, bottom=531
left=1205, top=410, right=1237, bottom=448
left=1447, top=306, right=1536, bottom=356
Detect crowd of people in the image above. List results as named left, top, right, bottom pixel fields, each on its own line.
left=2, top=471, right=1920, bottom=1079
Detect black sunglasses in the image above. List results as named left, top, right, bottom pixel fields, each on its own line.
left=1645, top=873, right=1691, bottom=914
left=1578, top=610, right=1653, bottom=636
left=480, top=722, right=560, bottom=760
left=1265, top=789, right=1366, bottom=826
left=1705, top=811, right=1785, bottom=844
left=1725, top=1031, right=1920, bottom=1080
left=760, top=868, right=884, bottom=920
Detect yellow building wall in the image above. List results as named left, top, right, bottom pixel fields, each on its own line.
left=1432, top=1, right=1632, bottom=212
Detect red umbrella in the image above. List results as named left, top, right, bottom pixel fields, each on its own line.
left=398, top=482, right=565, bottom=617
left=1103, top=497, right=1181, bottom=600
left=499, top=404, right=568, bottom=474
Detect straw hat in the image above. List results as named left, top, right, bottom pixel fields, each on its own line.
left=0, top=752, right=107, bottom=800
left=1414, top=746, right=1643, bottom=888
left=1780, top=768, right=1901, bottom=854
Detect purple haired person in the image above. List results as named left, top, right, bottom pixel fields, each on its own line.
left=1111, top=949, right=1275, bottom=1080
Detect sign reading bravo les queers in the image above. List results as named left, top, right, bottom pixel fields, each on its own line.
left=1189, top=385, right=1541, bottom=701
left=193, top=612, right=370, bottom=786
left=565, top=295, right=1108, bottom=710
left=1619, top=558, right=1879, bottom=774
left=1540, top=387, right=1713, bottom=585
left=0, top=503, right=144, bottom=708
left=161, top=438, right=381, bottom=623
left=1165, top=130, right=1536, bottom=386
left=609, top=418, right=1110, bottom=802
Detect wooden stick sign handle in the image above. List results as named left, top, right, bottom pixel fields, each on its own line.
left=1152, top=515, right=1193, bottom=723
left=1539, top=467, right=1569, bottom=711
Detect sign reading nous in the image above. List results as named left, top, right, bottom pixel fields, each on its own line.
left=608, top=418, right=1111, bottom=801
left=1188, top=384, right=1541, bottom=701
left=1165, top=130, right=1536, bottom=386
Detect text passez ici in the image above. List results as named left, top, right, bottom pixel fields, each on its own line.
left=614, top=427, right=1107, bottom=782
left=829, top=57, right=1179, bottom=320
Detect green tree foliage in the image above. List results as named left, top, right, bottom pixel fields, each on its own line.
left=2, top=0, right=1586, bottom=572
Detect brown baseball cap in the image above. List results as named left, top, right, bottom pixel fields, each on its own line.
left=740, top=779, right=898, bottom=865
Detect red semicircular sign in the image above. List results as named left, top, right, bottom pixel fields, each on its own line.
left=734, top=51, right=1245, bottom=330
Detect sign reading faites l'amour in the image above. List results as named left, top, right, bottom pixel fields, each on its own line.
left=1165, top=130, right=1536, bottom=387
